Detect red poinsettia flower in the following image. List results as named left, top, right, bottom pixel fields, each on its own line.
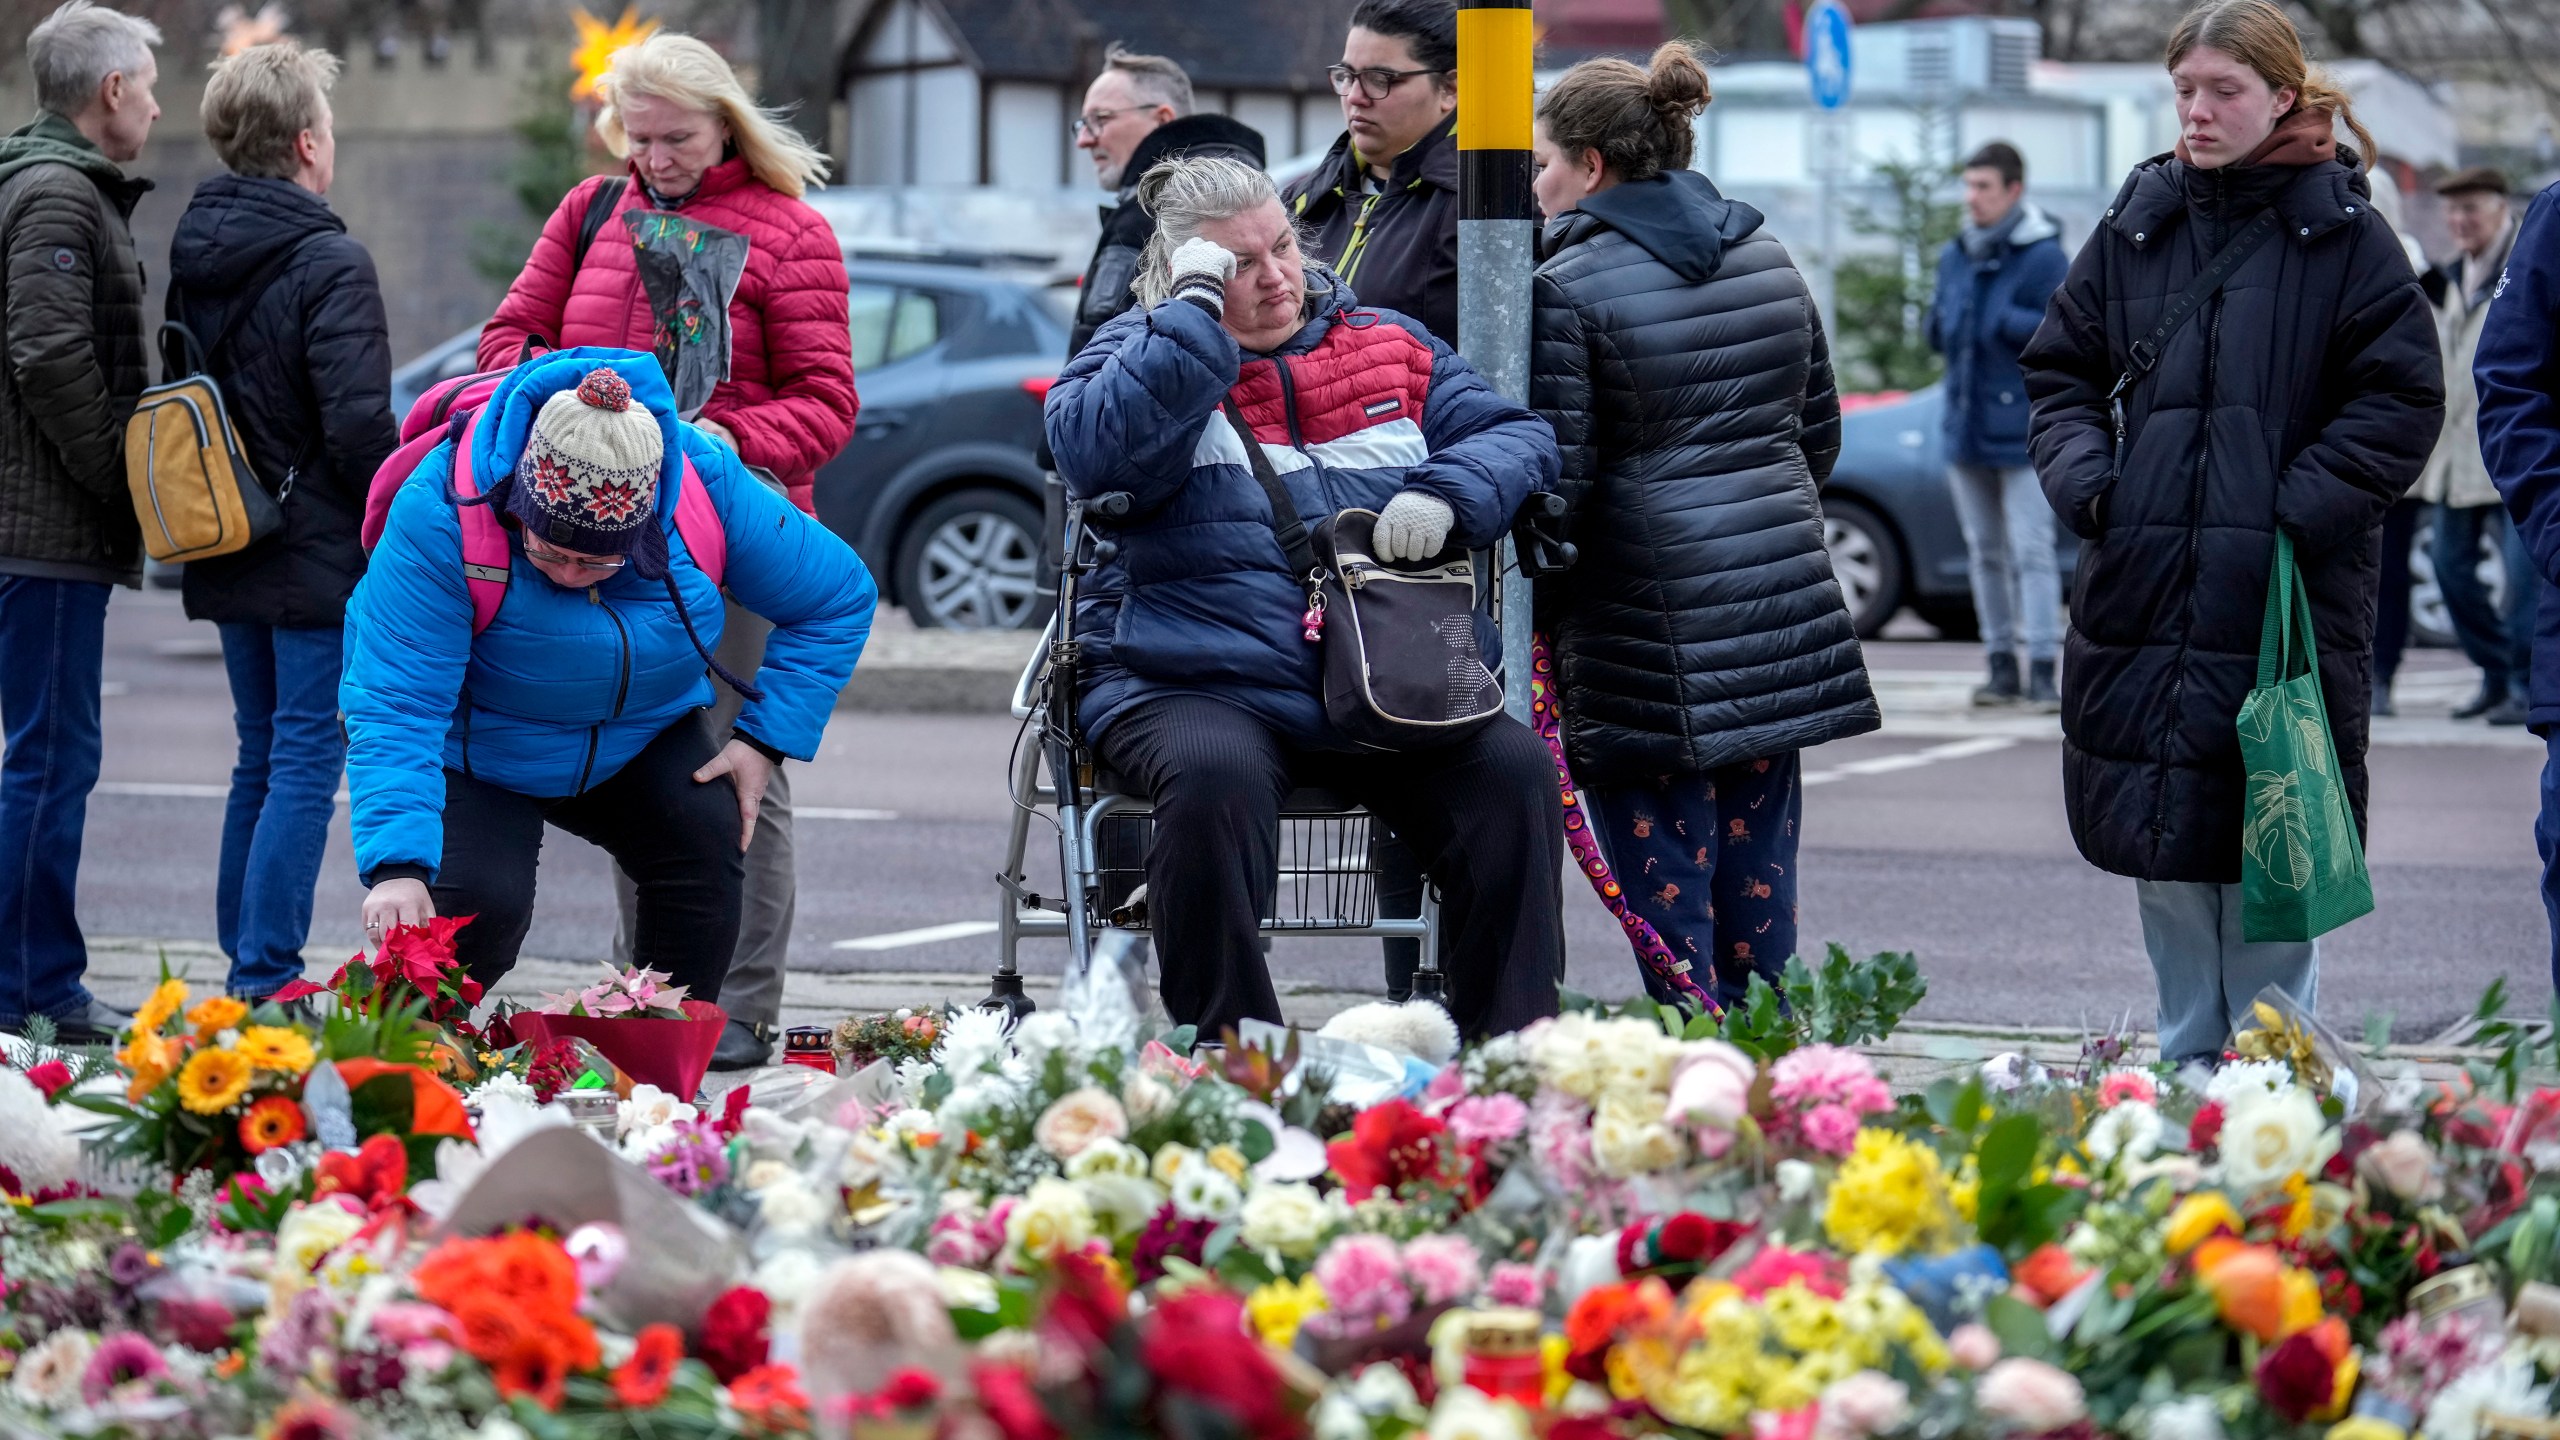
left=1326, top=1098, right=1451, bottom=1202
left=313, top=1133, right=408, bottom=1212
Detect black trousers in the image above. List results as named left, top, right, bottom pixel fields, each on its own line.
left=1097, top=694, right=1566, bottom=1040
left=434, top=711, right=744, bottom=1000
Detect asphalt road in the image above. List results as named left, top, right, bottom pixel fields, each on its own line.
left=78, top=591, right=2550, bottom=1041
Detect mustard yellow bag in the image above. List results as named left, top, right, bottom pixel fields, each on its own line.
left=124, top=348, right=281, bottom=563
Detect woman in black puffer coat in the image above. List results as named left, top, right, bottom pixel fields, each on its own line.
left=2022, top=0, right=2440, bottom=1063
left=1529, top=43, right=1879, bottom=1011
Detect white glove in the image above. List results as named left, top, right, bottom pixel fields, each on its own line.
left=1374, top=490, right=1456, bottom=563
left=1168, top=236, right=1237, bottom=310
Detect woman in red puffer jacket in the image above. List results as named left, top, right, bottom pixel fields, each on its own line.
left=480, top=32, right=856, bottom=514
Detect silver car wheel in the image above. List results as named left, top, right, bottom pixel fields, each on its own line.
left=1825, top=514, right=1882, bottom=618
left=918, top=509, right=1042, bottom=631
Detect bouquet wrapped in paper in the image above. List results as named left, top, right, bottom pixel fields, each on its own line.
left=510, top=965, right=726, bottom=1101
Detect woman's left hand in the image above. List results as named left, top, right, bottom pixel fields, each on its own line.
left=693, top=738, right=777, bottom=851
left=695, top=417, right=738, bottom=450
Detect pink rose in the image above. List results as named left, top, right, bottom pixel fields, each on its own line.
left=1815, top=1372, right=1911, bottom=1440
left=2358, top=1129, right=2443, bottom=1204
left=1797, top=1103, right=1863, bottom=1157
left=1666, top=1044, right=1755, bottom=1131
left=1947, top=1323, right=2001, bottom=1371
left=1447, top=1094, right=1529, bottom=1147
left=1486, top=1262, right=1543, bottom=1308
left=1031, top=1088, right=1129, bottom=1160
left=1401, top=1233, right=1483, bottom=1307
left=1976, top=1359, right=2085, bottom=1432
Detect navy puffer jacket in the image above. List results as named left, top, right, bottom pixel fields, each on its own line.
left=1045, top=276, right=1557, bottom=746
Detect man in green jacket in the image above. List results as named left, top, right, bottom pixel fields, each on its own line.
left=0, top=0, right=160, bottom=1045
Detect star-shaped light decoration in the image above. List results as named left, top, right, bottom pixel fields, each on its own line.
left=570, top=5, right=659, bottom=101
left=214, top=2, right=288, bottom=56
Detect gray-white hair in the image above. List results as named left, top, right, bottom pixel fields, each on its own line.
left=1133, top=154, right=1302, bottom=308
left=28, top=1, right=159, bottom=118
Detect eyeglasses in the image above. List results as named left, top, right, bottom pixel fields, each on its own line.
left=523, top=536, right=625, bottom=572
left=1327, top=64, right=1446, bottom=100
left=1073, top=107, right=1136, bottom=139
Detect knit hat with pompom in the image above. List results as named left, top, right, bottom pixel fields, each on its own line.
left=506, top=368, right=669, bottom=578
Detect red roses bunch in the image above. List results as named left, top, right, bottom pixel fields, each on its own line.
left=974, top=1251, right=1309, bottom=1440
left=1325, top=1098, right=1486, bottom=1209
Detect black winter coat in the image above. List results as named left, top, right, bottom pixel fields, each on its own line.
left=0, top=114, right=149, bottom=586
left=1530, top=171, right=1877, bottom=783
left=1068, top=114, right=1265, bottom=359
left=168, top=175, right=396, bottom=629
left=1284, top=114, right=1458, bottom=345
left=2022, top=146, right=2441, bottom=883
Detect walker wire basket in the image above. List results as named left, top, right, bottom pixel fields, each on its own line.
left=1092, top=809, right=1384, bottom=931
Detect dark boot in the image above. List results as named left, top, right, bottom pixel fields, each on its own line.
left=2488, top=694, right=2532, bottom=727
left=709, top=1018, right=774, bottom=1071
left=2372, top=680, right=2396, bottom=718
left=2026, top=658, right=2060, bottom=712
left=2453, top=680, right=2507, bottom=720
left=1972, top=652, right=2022, bottom=707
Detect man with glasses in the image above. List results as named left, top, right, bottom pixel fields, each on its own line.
left=1067, top=45, right=1265, bottom=359
left=1284, top=0, right=1460, bottom=345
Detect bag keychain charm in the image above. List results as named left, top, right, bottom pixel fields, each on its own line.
left=1301, top=575, right=1328, bottom=642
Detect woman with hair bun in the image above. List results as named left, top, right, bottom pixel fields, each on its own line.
left=2022, top=0, right=2440, bottom=1063
left=1528, top=42, right=1879, bottom=1012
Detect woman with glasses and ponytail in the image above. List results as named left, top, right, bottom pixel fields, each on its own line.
left=340, top=351, right=875, bottom=996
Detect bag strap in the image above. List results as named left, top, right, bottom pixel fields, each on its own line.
left=1222, top=398, right=1321, bottom=584
left=573, top=177, right=629, bottom=269
left=2108, top=208, right=2283, bottom=412
left=2255, top=530, right=2320, bottom=688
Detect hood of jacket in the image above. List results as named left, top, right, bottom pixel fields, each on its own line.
left=1543, top=169, right=1764, bottom=283
left=1118, top=113, right=1268, bottom=200
left=0, top=112, right=144, bottom=207
left=471, top=347, right=688, bottom=535
left=169, top=174, right=344, bottom=294
left=2107, top=138, right=2373, bottom=254
left=1296, top=111, right=1458, bottom=221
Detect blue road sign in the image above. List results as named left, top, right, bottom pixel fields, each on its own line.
left=1806, top=0, right=1852, bottom=110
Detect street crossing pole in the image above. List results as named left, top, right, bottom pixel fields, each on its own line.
left=1456, top=0, right=1537, bottom=722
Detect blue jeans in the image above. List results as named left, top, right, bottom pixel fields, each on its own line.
left=216, top=623, right=346, bottom=998
left=0, top=577, right=108, bottom=1024
left=2433, top=504, right=2534, bottom=694
left=2134, top=879, right=2318, bottom=1061
left=1588, top=753, right=1803, bottom=1010
left=2540, top=730, right=2560, bottom=994
left=1947, top=462, right=2060, bottom=662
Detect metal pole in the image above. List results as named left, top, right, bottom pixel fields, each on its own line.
left=1456, top=0, right=1536, bottom=722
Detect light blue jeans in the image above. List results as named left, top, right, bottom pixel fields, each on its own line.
left=2135, top=880, right=2318, bottom=1062
left=1947, top=462, right=2061, bottom=663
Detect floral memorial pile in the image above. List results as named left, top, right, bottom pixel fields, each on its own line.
left=4, top=930, right=2560, bottom=1440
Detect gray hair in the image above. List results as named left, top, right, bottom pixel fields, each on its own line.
left=1102, top=43, right=1192, bottom=117
left=28, top=1, right=160, bottom=118
left=1132, top=155, right=1294, bottom=307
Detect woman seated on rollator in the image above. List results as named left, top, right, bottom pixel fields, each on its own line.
left=1044, top=154, right=1567, bottom=1041
left=343, top=350, right=875, bottom=997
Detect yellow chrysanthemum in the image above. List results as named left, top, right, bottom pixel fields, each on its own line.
left=187, top=996, right=248, bottom=1035
left=132, top=978, right=189, bottom=1036
left=1823, top=1128, right=1959, bottom=1257
left=1243, top=1274, right=1328, bottom=1348
left=233, top=1026, right=315, bottom=1075
left=176, top=1047, right=254, bottom=1114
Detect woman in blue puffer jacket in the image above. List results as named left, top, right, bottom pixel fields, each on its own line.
left=1047, top=154, right=1565, bottom=1042
left=342, top=348, right=874, bottom=993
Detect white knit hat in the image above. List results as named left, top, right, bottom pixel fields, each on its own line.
left=511, top=368, right=665, bottom=558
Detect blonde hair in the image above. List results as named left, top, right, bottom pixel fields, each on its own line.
left=202, top=40, right=337, bottom=180
left=2165, top=0, right=2375, bottom=170
left=595, top=33, right=830, bottom=199
left=1132, top=155, right=1306, bottom=309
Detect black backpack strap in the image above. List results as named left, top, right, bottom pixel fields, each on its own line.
left=1222, top=398, right=1320, bottom=583
left=573, top=176, right=629, bottom=268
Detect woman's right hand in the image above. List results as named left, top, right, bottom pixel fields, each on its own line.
left=1168, top=237, right=1235, bottom=312
left=362, top=878, right=435, bottom=953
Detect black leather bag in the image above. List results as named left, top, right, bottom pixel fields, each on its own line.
left=1223, top=401, right=1503, bottom=750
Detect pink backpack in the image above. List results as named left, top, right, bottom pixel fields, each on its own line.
left=362, top=367, right=728, bottom=633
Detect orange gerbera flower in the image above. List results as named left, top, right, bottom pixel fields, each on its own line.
left=613, top=1323, right=684, bottom=1407
left=238, top=1095, right=306, bottom=1154
left=132, top=978, right=188, bottom=1036
left=122, top=1032, right=181, bottom=1102
left=492, top=1329, right=573, bottom=1411
left=187, top=996, right=248, bottom=1036
left=727, top=1363, right=810, bottom=1435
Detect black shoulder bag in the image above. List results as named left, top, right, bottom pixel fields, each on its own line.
left=2105, top=207, right=2283, bottom=478
left=1220, top=399, right=1503, bottom=750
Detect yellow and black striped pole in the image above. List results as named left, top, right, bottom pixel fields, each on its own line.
left=1456, top=0, right=1537, bottom=719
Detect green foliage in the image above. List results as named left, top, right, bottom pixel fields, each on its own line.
left=472, top=56, right=603, bottom=290
left=1700, top=946, right=1930, bottom=1060
left=2457, top=975, right=2560, bottom=1104
left=1832, top=155, right=1962, bottom=394
left=1971, top=1111, right=2080, bottom=1251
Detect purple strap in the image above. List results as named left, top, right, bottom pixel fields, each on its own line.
left=1529, top=633, right=1720, bottom=1015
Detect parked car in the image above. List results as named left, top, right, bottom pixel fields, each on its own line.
left=1820, top=386, right=2480, bottom=645
left=385, top=253, right=1074, bottom=631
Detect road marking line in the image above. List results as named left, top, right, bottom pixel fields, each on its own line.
left=799, top=806, right=899, bottom=821
left=1801, top=736, right=2017, bottom=787
left=831, top=920, right=999, bottom=951
left=94, top=783, right=897, bottom=822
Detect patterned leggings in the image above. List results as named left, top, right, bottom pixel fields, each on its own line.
left=1586, top=753, right=1803, bottom=1009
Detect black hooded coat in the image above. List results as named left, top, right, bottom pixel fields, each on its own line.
left=1529, top=169, right=1877, bottom=783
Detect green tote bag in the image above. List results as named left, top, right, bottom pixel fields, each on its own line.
left=2237, top=531, right=2376, bottom=942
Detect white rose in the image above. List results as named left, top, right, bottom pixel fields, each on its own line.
left=1033, top=1087, right=1130, bottom=1160
left=1171, top=1163, right=1243, bottom=1222
left=756, top=1176, right=832, bottom=1237
left=1976, top=1359, right=2086, bottom=1432
left=1590, top=1088, right=1684, bottom=1177
left=1426, top=1385, right=1532, bottom=1440
left=1123, top=1072, right=1175, bottom=1126
left=2086, top=1100, right=2164, bottom=1168
left=1776, top=1159, right=1821, bottom=1203
left=2139, top=1396, right=2226, bottom=1440
left=2358, top=1129, right=2444, bottom=1203
left=1006, top=1177, right=1096, bottom=1261
left=277, top=1200, right=366, bottom=1277
left=1531, top=1015, right=1610, bottom=1100
left=1065, top=1137, right=1149, bottom=1181
left=1239, top=1181, right=1331, bottom=1258
left=2217, top=1088, right=2338, bottom=1192
left=1596, top=1022, right=1684, bottom=1099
